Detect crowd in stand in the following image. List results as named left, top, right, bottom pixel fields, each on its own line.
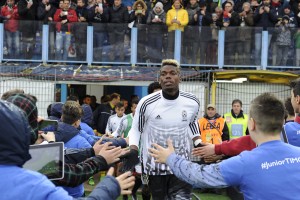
left=1, top=0, right=300, bottom=65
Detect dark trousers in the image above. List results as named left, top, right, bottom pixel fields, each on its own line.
left=148, top=174, right=192, bottom=200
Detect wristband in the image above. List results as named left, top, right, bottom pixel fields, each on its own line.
left=194, top=139, right=202, bottom=147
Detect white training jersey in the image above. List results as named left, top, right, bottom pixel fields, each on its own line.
left=129, top=90, right=200, bottom=175
left=105, top=113, right=126, bottom=134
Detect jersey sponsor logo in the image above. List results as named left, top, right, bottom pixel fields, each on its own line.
left=155, top=115, right=162, bottom=119
left=182, top=110, right=187, bottom=121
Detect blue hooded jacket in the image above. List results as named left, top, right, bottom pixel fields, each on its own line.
left=55, top=122, right=92, bottom=197
left=49, top=102, right=64, bottom=120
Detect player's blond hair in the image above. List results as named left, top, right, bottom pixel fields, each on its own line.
left=160, top=59, right=181, bottom=74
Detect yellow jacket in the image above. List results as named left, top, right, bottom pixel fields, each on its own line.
left=166, top=5, right=188, bottom=32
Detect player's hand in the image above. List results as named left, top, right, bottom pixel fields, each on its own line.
left=119, top=148, right=139, bottom=172
left=149, top=139, right=174, bottom=163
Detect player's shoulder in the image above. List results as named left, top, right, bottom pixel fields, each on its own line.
left=139, top=91, right=162, bottom=105
left=179, top=91, right=200, bottom=105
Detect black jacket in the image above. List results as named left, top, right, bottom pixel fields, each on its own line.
left=93, top=103, right=115, bottom=135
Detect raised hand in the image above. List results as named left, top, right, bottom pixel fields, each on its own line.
left=148, top=139, right=174, bottom=163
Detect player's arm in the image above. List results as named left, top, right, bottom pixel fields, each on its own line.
left=149, top=140, right=229, bottom=188
left=189, top=99, right=202, bottom=147
left=120, top=100, right=145, bottom=171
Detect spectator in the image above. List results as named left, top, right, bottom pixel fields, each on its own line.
left=94, top=93, right=120, bottom=135
left=147, top=81, right=162, bottom=94
left=55, top=101, right=92, bottom=197
left=82, top=94, right=91, bottom=105
left=281, top=4, right=297, bottom=27
left=53, top=0, right=78, bottom=60
left=237, top=2, right=254, bottom=65
left=294, top=28, right=300, bottom=66
left=129, top=0, right=148, bottom=62
left=274, top=15, right=292, bottom=66
left=217, top=1, right=241, bottom=65
left=166, top=0, right=188, bottom=58
left=253, top=0, right=277, bottom=65
left=37, top=0, right=57, bottom=23
left=74, top=0, right=88, bottom=60
left=196, top=2, right=213, bottom=64
left=207, top=12, right=219, bottom=64
left=87, top=0, right=109, bottom=61
left=107, top=0, right=129, bottom=61
left=100, top=94, right=111, bottom=103
left=146, top=2, right=166, bottom=63
left=182, top=0, right=200, bottom=64
left=81, top=103, right=94, bottom=134
left=18, top=0, right=38, bottom=59
left=1, top=0, right=20, bottom=59
left=48, top=102, right=64, bottom=120
left=90, top=95, right=100, bottom=112
left=37, top=0, right=57, bottom=58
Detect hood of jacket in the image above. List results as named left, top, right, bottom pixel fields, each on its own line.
left=81, top=104, right=93, bottom=126
left=55, top=122, right=80, bottom=143
left=0, top=101, right=32, bottom=166
left=5, top=93, right=38, bottom=144
left=50, top=102, right=64, bottom=120
left=133, top=0, right=147, bottom=11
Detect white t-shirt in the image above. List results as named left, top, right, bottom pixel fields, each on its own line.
left=105, top=113, right=125, bottom=134
left=129, top=90, right=200, bottom=175
left=112, top=113, right=133, bottom=138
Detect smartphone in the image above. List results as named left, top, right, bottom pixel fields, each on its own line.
left=38, top=119, right=58, bottom=131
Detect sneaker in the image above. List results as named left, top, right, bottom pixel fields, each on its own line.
left=88, top=177, right=95, bottom=186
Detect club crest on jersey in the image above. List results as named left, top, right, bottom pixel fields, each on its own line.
left=182, top=110, right=187, bottom=121
left=155, top=115, right=162, bottom=119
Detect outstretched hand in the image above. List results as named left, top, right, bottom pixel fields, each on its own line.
left=192, top=143, right=215, bottom=157
left=148, top=139, right=175, bottom=163
left=107, top=167, right=135, bottom=195
left=98, top=142, right=123, bottom=165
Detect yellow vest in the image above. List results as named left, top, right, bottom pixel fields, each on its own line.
left=198, top=117, right=225, bottom=144
left=223, top=112, right=248, bottom=139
